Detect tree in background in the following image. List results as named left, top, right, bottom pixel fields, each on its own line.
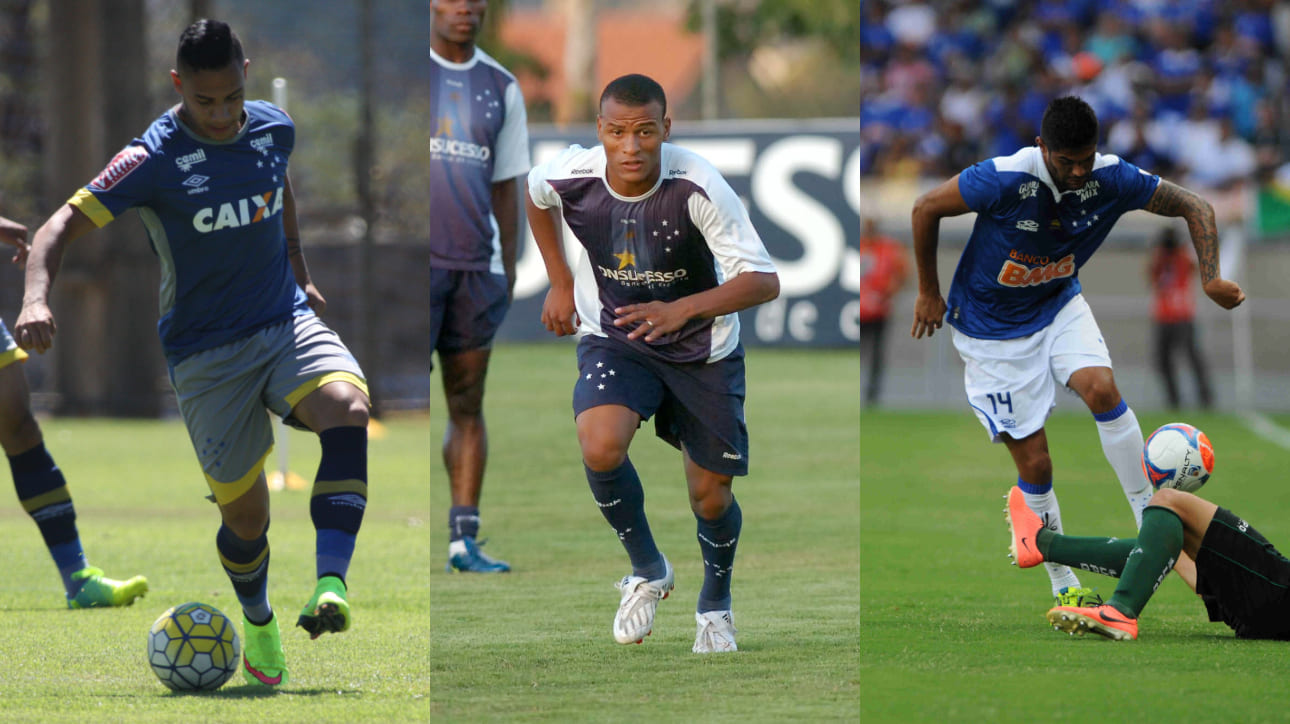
left=686, top=0, right=860, bottom=119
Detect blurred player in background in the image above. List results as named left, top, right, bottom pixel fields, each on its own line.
left=910, top=96, right=1244, bottom=606
left=1007, top=484, right=1290, bottom=642
left=859, top=216, right=909, bottom=407
left=527, top=74, right=779, bottom=653
left=1147, top=226, right=1213, bottom=410
left=16, top=20, right=370, bottom=687
left=430, top=0, right=529, bottom=573
left=1, top=216, right=148, bottom=609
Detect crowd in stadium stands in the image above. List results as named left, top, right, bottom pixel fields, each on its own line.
left=860, top=0, right=1290, bottom=192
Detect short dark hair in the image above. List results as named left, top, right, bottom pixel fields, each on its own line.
left=176, top=19, right=244, bottom=75
left=1040, top=96, right=1098, bottom=151
left=599, top=74, right=667, bottom=118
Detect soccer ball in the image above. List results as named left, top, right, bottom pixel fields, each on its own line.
left=147, top=602, right=240, bottom=691
left=1142, top=422, right=1214, bottom=492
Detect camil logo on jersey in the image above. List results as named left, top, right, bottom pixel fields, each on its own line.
left=250, top=132, right=275, bottom=155
left=175, top=149, right=207, bottom=172
left=997, top=253, right=1076, bottom=287
left=90, top=146, right=149, bottom=191
left=192, top=187, right=284, bottom=232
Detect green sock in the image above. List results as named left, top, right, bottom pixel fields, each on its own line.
left=1108, top=505, right=1184, bottom=617
left=1038, top=527, right=1138, bottom=578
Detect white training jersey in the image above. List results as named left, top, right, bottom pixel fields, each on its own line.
left=528, top=143, right=777, bottom=364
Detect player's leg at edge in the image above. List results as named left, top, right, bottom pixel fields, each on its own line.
left=290, top=380, right=370, bottom=639
left=686, top=450, right=740, bottom=654
left=0, top=357, right=148, bottom=609
left=440, top=347, right=510, bottom=573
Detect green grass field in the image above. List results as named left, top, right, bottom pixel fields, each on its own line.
left=861, top=409, right=1290, bottom=723
left=430, top=343, right=860, bottom=722
left=0, top=414, right=430, bottom=723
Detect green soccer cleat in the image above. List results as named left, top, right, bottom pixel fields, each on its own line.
left=296, top=575, right=350, bottom=640
left=1054, top=585, right=1103, bottom=608
left=66, top=567, right=149, bottom=609
left=243, top=614, right=289, bottom=687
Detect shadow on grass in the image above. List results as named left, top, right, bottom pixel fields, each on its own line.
left=161, top=687, right=365, bottom=699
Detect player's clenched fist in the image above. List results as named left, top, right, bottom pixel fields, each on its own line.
left=1203, top=278, right=1245, bottom=310
left=14, top=303, right=56, bottom=353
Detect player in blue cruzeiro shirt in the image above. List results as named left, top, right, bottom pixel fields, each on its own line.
left=16, top=19, right=371, bottom=687
left=910, top=96, right=1244, bottom=610
left=430, top=0, right=530, bottom=574
left=1, top=217, right=148, bottom=610
left=528, top=74, right=779, bottom=653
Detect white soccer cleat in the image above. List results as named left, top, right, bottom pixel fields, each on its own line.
left=612, top=554, right=674, bottom=644
left=692, top=610, right=737, bottom=653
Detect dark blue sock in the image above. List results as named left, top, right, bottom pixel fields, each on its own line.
left=448, top=505, right=480, bottom=542
left=10, top=443, right=86, bottom=594
left=585, top=457, right=665, bottom=580
left=696, top=497, right=742, bottom=613
left=311, top=426, right=367, bottom=581
left=216, top=523, right=272, bottom=624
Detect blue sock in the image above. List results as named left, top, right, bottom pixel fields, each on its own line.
left=585, top=457, right=665, bottom=580
left=448, top=505, right=480, bottom=542
left=311, top=426, right=367, bottom=582
left=696, top=497, right=742, bottom=612
left=216, top=523, right=272, bottom=624
left=10, top=443, right=87, bottom=595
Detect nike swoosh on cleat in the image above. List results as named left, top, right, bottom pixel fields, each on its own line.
left=1098, top=610, right=1132, bottom=624
left=245, top=663, right=282, bottom=685
left=1021, top=537, right=1033, bottom=553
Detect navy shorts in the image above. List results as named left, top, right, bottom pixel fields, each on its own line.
left=1195, top=506, right=1290, bottom=639
left=572, top=335, right=749, bottom=477
left=430, top=267, right=510, bottom=370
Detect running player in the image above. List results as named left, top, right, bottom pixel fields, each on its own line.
left=910, top=96, right=1244, bottom=607
left=16, top=20, right=369, bottom=687
left=430, top=0, right=529, bottom=573
left=2, top=216, right=148, bottom=609
left=527, top=74, right=779, bottom=653
left=1008, top=484, right=1290, bottom=641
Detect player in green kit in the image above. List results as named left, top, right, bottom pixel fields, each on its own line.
left=16, top=20, right=369, bottom=687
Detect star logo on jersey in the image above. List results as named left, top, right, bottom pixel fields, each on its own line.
left=614, top=250, right=636, bottom=270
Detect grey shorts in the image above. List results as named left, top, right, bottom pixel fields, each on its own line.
left=169, top=314, right=366, bottom=504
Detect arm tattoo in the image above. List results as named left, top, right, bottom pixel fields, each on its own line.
left=1143, top=180, right=1218, bottom=283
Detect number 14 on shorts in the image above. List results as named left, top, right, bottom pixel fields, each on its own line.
left=986, top=391, right=1014, bottom=414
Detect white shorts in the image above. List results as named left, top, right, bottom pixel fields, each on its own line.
left=951, top=294, right=1111, bottom=443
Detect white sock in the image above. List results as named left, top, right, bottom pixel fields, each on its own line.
left=1094, top=402, right=1153, bottom=528
left=1022, top=487, right=1081, bottom=595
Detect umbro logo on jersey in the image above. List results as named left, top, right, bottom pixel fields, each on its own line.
left=175, top=149, right=207, bottom=172
left=182, top=174, right=209, bottom=188
left=1015, top=219, right=1039, bottom=232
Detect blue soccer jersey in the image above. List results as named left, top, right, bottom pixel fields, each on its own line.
left=430, top=46, right=530, bottom=273
left=70, top=100, right=309, bottom=365
left=528, top=143, right=777, bottom=364
left=947, top=145, right=1160, bottom=339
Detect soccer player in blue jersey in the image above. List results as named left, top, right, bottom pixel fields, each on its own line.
left=15, top=20, right=370, bottom=687
left=1, top=217, right=148, bottom=609
left=527, top=74, right=779, bottom=653
left=911, top=96, right=1244, bottom=606
left=430, top=0, right=529, bottom=574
